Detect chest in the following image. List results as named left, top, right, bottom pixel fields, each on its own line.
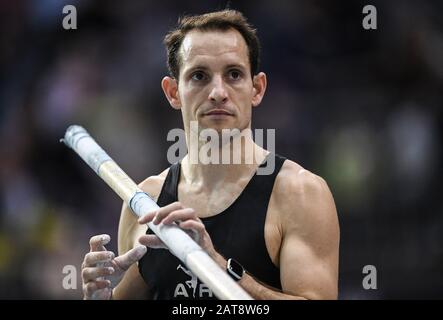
left=177, top=181, right=283, bottom=266
left=177, top=181, right=244, bottom=218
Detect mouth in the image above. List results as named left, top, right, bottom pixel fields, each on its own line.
left=203, top=109, right=234, bottom=117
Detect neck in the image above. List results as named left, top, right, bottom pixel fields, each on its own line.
left=181, top=130, right=269, bottom=191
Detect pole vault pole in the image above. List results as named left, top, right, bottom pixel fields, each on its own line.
left=61, top=125, right=252, bottom=300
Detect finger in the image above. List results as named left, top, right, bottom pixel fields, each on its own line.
left=83, top=279, right=111, bottom=298
left=137, top=202, right=185, bottom=224
left=82, top=266, right=115, bottom=283
left=179, top=220, right=205, bottom=242
left=179, top=219, right=205, bottom=233
left=114, top=245, right=148, bottom=270
left=137, top=211, right=157, bottom=225
left=89, top=234, right=111, bottom=252
left=91, top=287, right=112, bottom=300
left=161, top=208, right=196, bottom=225
left=152, top=202, right=184, bottom=225
left=138, top=234, right=167, bottom=249
left=84, top=251, right=115, bottom=267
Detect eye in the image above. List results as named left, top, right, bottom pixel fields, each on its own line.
left=191, top=71, right=207, bottom=81
left=228, top=69, right=242, bottom=80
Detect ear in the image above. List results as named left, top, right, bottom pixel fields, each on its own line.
left=251, top=72, right=267, bottom=107
left=161, top=76, right=181, bottom=109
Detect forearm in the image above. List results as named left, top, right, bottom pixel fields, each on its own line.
left=210, top=251, right=307, bottom=300
left=240, top=272, right=307, bottom=300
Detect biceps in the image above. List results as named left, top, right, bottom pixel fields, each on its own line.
left=279, top=235, right=338, bottom=299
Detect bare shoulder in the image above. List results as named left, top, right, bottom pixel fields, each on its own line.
left=138, top=167, right=170, bottom=201
left=273, top=159, right=339, bottom=238
left=274, top=160, right=331, bottom=200
left=118, top=167, right=170, bottom=254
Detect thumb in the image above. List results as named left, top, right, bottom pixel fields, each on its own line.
left=114, top=245, right=147, bottom=271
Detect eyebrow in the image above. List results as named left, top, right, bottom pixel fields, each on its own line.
left=225, top=63, right=247, bottom=70
left=184, top=65, right=210, bottom=74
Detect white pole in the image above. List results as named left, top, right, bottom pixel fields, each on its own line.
left=62, top=125, right=252, bottom=300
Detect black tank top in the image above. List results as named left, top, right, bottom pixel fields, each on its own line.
left=138, top=153, right=286, bottom=299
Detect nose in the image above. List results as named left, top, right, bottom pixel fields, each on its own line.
left=208, top=75, right=228, bottom=104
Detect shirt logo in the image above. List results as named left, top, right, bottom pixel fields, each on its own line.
left=174, top=264, right=213, bottom=298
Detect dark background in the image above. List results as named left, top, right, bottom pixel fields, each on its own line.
left=0, top=0, right=442, bottom=299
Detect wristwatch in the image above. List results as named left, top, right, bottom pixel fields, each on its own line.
left=226, top=258, right=245, bottom=281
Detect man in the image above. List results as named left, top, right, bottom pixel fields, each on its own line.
left=81, top=9, right=339, bottom=300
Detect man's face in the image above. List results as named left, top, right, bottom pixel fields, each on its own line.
left=176, top=29, right=256, bottom=133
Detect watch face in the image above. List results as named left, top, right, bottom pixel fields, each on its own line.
left=228, top=258, right=244, bottom=280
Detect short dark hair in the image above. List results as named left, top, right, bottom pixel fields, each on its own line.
left=164, top=9, right=261, bottom=79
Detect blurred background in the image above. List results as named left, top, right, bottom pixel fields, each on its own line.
left=0, top=0, right=442, bottom=299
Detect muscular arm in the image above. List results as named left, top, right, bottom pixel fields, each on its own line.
left=278, top=169, right=339, bottom=299
left=228, top=163, right=340, bottom=300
